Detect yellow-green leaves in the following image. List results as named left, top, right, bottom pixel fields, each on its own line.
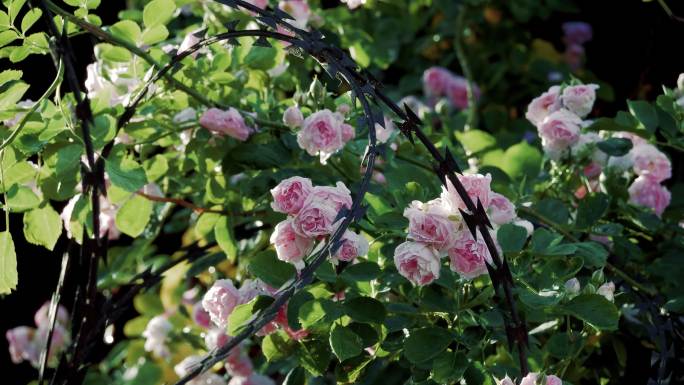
left=0, top=231, right=18, bottom=294
left=23, top=204, right=62, bottom=250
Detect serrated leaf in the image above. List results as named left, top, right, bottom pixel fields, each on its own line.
left=343, top=297, right=386, bottom=324
left=23, top=205, right=62, bottom=251
left=5, top=185, right=40, bottom=212
left=497, top=223, right=528, bottom=253
left=248, top=250, right=295, bottom=288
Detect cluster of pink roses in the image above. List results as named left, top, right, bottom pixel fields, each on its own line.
left=200, top=108, right=255, bottom=142
left=269, top=176, right=368, bottom=269
left=282, top=106, right=356, bottom=164
left=394, top=173, right=532, bottom=286
left=6, top=302, right=70, bottom=368
left=422, top=66, right=481, bottom=110
left=496, top=373, right=562, bottom=385
left=526, top=83, right=672, bottom=216
left=561, top=21, right=592, bottom=71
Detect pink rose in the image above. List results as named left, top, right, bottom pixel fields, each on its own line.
left=488, top=192, right=516, bottom=225
left=583, top=161, right=602, bottom=178
left=297, top=109, right=348, bottom=164
left=545, top=374, right=563, bottom=385
left=447, top=230, right=492, bottom=280
left=375, top=117, right=396, bottom=144
left=341, top=123, right=355, bottom=142
left=562, top=21, right=593, bottom=45
left=597, top=282, right=615, bottom=302
left=6, top=326, right=39, bottom=365
left=283, top=105, right=304, bottom=128
left=441, top=173, right=492, bottom=212
left=199, top=107, right=253, bottom=141
left=445, top=75, right=480, bottom=110
left=34, top=302, right=70, bottom=328
left=333, top=230, right=369, bottom=263
left=270, top=219, right=314, bottom=270
left=270, top=176, right=313, bottom=215
left=403, top=199, right=458, bottom=252
left=279, top=0, right=311, bottom=29
left=292, top=195, right=339, bottom=238
left=520, top=373, right=539, bottom=385
left=423, top=67, right=453, bottom=97
left=202, top=279, right=241, bottom=328
left=193, top=303, right=212, bottom=328
left=372, top=171, right=386, bottom=184
left=561, top=84, right=599, bottom=118
left=538, top=109, right=582, bottom=158
left=494, top=376, right=515, bottom=385
left=526, top=86, right=561, bottom=126
left=336, top=103, right=351, bottom=115
left=237, top=279, right=270, bottom=305
left=142, top=315, right=172, bottom=358
left=393, top=241, right=441, bottom=286
left=628, top=176, right=671, bottom=216
left=245, top=0, right=268, bottom=9
left=631, top=143, right=672, bottom=182
left=307, top=182, right=353, bottom=211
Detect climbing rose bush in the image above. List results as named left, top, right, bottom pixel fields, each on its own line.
left=1, top=1, right=683, bottom=385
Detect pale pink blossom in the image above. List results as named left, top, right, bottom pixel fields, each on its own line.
left=200, top=108, right=253, bottom=141
left=613, top=131, right=647, bottom=147
left=333, top=230, right=369, bottom=263
left=336, top=103, right=351, bottom=115
left=307, top=182, right=353, bottom=212
left=488, top=192, right=516, bottom=225
left=447, top=230, right=492, bottom=280
left=279, top=1, right=311, bottom=29
left=628, top=176, right=671, bottom=216
left=34, top=302, right=70, bottom=328
left=445, top=75, right=480, bottom=110
left=561, top=84, right=599, bottom=118
left=441, top=173, right=492, bottom=212
left=292, top=195, right=339, bottom=238
left=493, top=375, right=515, bottom=385
left=393, top=241, right=441, bottom=286
left=202, top=279, right=241, bottom=328
left=403, top=199, right=458, bottom=252
left=538, top=109, right=582, bottom=158
left=341, top=0, right=366, bottom=9
left=193, top=303, right=212, bottom=328
left=375, top=117, right=396, bottom=144
left=545, top=374, right=563, bottom=385
left=270, top=176, right=313, bottom=215
left=597, top=282, right=615, bottom=302
left=61, top=194, right=120, bottom=241
left=341, top=123, right=355, bottom=142
left=520, top=373, right=539, bottom=385
left=297, top=109, right=349, bottom=163
left=270, top=219, right=314, bottom=270
left=226, top=353, right=254, bottom=378
left=526, top=86, right=561, bottom=126
left=237, top=279, right=270, bottom=305
left=282, top=105, right=304, bottom=128
left=423, top=67, right=453, bottom=98
left=631, top=143, right=672, bottom=182
left=173, top=107, right=197, bottom=124
left=6, top=327, right=39, bottom=365
left=142, top=315, right=172, bottom=358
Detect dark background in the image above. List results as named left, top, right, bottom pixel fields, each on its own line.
left=2, top=0, right=684, bottom=384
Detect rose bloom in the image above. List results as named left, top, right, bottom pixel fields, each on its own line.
left=444, top=75, right=480, bottom=110
left=142, top=315, right=172, bottom=358
left=545, top=375, right=563, bottom=385
left=538, top=109, right=582, bottom=158
left=403, top=199, right=458, bottom=252
left=526, top=85, right=561, bottom=126
left=375, top=117, right=396, bottom=144
left=494, top=375, right=515, bottom=385
left=519, top=373, right=539, bottom=385
left=297, top=109, right=349, bottom=164
left=34, top=302, right=70, bottom=328
left=279, top=0, right=311, bottom=29
left=202, top=279, right=241, bottom=328
left=6, top=327, right=39, bottom=365
left=628, top=176, right=671, bottom=216
left=193, top=303, right=212, bottom=329
left=341, top=0, right=366, bottom=9
left=597, top=282, right=615, bottom=302
left=270, top=176, right=313, bottom=215
left=562, top=21, right=593, bottom=45
left=307, top=182, right=353, bottom=211
left=270, top=219, right=314, bottom=270
left=393, top=241, right=441, bottom=286
left=292, top=194, right=339, bottom=238
left=447, top=230, right=492, bottom=280
left=631, top=143, right=672, bottom=182
left=488, top=192, right=516, bottom=225
left=561, top=84, right=599, bottom=118
left=282, top=105, right=304, bottom=128
left=199, top=107, right=253, bottom=141
left=423, top=67, right=453, bottom=98
left=333, top=230, right=369, bottom=263
left=441, top=173, right=492, bottom=212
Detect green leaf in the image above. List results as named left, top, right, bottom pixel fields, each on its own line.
left=404, top=327, right=454, bottom=364
left=143, top=0, right=176, bottom=27
left=0, top=79, right=29, bottom=109
left=455, top=129, right=497, bottom=154
left=627, top=100, right=659, bottom=132
left=329, top=324, right=363, bottom=362
left=20, top=8, right=41, bottom=33
left=142, top=155, right=168, bottom=182
left=23, top=205, right=62, bottom=251
left=340, top=262, right=381, bottom=282
left=573, top=241, right=608, bottom=268
left=227, top=295, right=274, bottom=336
left=110, top=20, right=141, bottom=44
left=0, top=29, right=19, bottom=48
left=141, top=24, right=168, bottom=45
left=115, top=195, right=153, bottom=237
left=534, top=198, right=569, bottom=225
left=575, top=193, right=609, bottom=229
left=597, top=138, right=632, bottom=157
left=344, top=297, right=386, bottom=324
left=9, top=0, right=27, bottom=22
left=297, top=340, right=332, bottom=376
left=5, top=185, right=40, bottom=212
left=0, top=232, right=18, bottom=294
left=298, top=299, right=342, bottom=329
left=214, top=216, right=236, bottom=260
left=105, top=157, right=148, bottom=193
left=262, top=331, right=294, bottom=361
left=431, top=350, right=468, bottom=384
left=283, top=367, right=305, bottom=385
left=496, top=223, right=528, bottom=253
left=500, top=141, right=542, bottom=180
left=244, top=46, right=277, bottom=70
left=562, top=294, right=619, bottom=331
left=248, top=250, right=296, bottom=288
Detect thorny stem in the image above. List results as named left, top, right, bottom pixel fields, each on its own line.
left=517, top=206, right=658, bottom=296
